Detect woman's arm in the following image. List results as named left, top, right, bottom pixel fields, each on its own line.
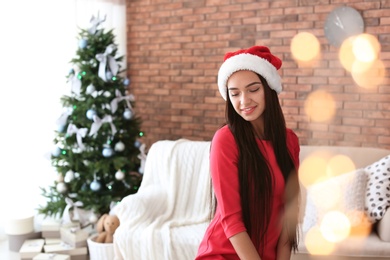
left=229, top=231, right=261, bottom=260
left=276, top=225, right=291, bottom=260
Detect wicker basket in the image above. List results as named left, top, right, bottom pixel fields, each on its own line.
left=87, top=234, right=115, bottom=260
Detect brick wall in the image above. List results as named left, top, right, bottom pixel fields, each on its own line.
left=125, top=0, right=390, bottom=149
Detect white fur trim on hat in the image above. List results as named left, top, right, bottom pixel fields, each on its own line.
left=217, top=53, right=282, bottom=100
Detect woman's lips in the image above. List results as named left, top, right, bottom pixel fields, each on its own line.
left=241, top=106, right=256, bottom=115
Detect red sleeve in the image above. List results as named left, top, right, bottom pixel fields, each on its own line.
left=210, top=126, right=246, bottom=238
left=286, top=128, right=300, bottom=170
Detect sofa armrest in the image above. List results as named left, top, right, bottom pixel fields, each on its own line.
left=377, top=208, right=390, bottom=242
left=114, top=185, right=167, bottom=228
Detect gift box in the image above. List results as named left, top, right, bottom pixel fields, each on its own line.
left=45, top=238, right=62, bottom=245
left=7, top=231, right=42, bottom=252
left=19, top=238, right=45, bottom=259
left=43, top=243, right=88, bottom=260
left=41, top=219, right=80, bottom=239
left=33, top=253, right=71, bottom=260
left=60, top=226, right=89, bottom=248
left=41, top=219, right=61, bottom=238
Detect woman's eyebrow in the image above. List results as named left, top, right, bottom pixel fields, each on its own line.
left=228, top=81, right=262, bottom=90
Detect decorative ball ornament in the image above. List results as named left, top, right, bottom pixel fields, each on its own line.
left=90, top=180, right=101, bottom=191
left=56, top=182, right=67, bottom=193
left=79, top=38, right=88, bottom=49
left=52, top=146, right=62, bottom=157
left=86, top=109, right=97, bottom=120
left=123, top=78, right=130, bottom=86
left=103, top=91, right=111, bottom=98
left=134, top=140, right=141, bottom=148
left=114, top=141, right=125, bottom=152
left=86, top=84, right=96, bottom=95
left=115, top=170, right=125, bottom=180
left=64, top=170, right=75, bottom=183
left=123, top=108, right=133, bottom=120
left=324, top=6, right=365, bottom=47
left=102, top=146, right=114, bottom=157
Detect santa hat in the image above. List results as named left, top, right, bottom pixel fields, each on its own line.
left=217, top=46, right=282, bottom=100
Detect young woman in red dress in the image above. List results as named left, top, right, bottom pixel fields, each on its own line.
left=196, top=46, right=301, bottom=260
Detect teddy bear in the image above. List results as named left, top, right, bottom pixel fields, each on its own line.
left=94, top=213, right=120, bottom=243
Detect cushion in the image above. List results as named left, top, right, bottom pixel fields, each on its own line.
left=364, top=155, right=390, bottom=222
left=302, top=168, right=369, bottom=233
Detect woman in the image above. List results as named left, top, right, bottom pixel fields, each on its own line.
left=196, top=46, right=300, bottom=260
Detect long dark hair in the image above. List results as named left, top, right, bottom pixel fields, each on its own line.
left=212, top=74, right=299, bottom=253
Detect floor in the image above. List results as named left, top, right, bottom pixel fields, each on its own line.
left=0, top=238, right=20, bottom=260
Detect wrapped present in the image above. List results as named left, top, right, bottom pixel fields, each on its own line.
left=45, top=238, right=62, bottom=245
left=60, top=226, right=89, bottom=248
left=43, top=242, right=88, bottom=260
left=19, top=238, right=45, bottom=259
left=7, top=231, right=42, bottom=252
left=41, top=219, right=61, bottom=238
left=42, top=219, right=81, bottom=239
left=33, top=253, right=71, bottom=260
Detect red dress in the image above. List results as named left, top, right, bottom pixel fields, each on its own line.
left=195, top=125, right=300, bottom=260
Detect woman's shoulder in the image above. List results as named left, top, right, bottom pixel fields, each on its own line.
left=212, top=125, right=235, bottom=146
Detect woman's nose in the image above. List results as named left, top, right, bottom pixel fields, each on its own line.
left=240, top=92, right=250, bottom=105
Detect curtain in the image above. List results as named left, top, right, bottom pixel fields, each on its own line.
left=0, top=0, right=126, bottom=240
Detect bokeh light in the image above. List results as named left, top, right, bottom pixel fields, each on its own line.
left=299, top=155, right=328, bottom=187
left=348, top=210, right=372, bottom=237
left=326, top=155, right=356, bottom=178
left=338, top=33, right=385, bottom=89
left=320, top=211, right=351, bottom=243
left=305, top=226, right=335, bottom=255
left=304, top=90, right=336, bottom=122
left=352, top=59, right=386, bottom=89
left=290, top=32, right=320, bottom=62
left=353, top=33, right=380, bottom=63
left=339, top=36, right=356, bottom=72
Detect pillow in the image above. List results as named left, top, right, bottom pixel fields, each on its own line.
left=364, top=155, right=390, bottom=223
left=302, top=169, right=368, bottom=233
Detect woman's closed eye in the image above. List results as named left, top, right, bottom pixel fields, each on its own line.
left=229, top=87, right=259, bottom=97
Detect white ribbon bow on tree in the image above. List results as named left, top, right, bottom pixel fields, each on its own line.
left=89, top=115, right=117, bottom=137
left=95, top=44, right=119, bottom=82
left=67, top=124, right=88, bottom=151
left=110, top=89, right=135, bottom=113
left=56, top=108, right=72, bottom=127
left=68, top=74, right=82, bottom=96
left=137, top=143, right=147, bottom=174
left=62, top=197, right=84, bottom=225
left=88, top=12, right=106, bottom=34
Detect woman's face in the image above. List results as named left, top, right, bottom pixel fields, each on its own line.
left=227, top=70, right=266, bottom=124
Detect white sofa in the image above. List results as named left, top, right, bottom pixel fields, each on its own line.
left=113, top=139, right=390, bottom=260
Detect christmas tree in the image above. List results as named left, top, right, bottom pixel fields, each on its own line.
left=38, top=14, right=145, bottom=224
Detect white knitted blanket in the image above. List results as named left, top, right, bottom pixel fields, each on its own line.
left=113, top=139, right=212, bottom=260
